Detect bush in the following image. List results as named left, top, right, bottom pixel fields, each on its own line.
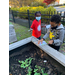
left=30, top=2, right=47, bottom=8
left=11, top=6, right=56, bottom=23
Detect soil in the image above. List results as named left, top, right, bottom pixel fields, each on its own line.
left=9, top=44, right=65, bottom=75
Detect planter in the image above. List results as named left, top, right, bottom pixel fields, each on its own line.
left=9, top=36, right=65, bottom=75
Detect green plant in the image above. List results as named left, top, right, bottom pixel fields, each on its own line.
left=34, top=65, right=48, bottom=75
left=27, top=67, right=32, bottom=75
left=11, top=6, right=56, bottom=23
left=18, top=57, right=49, bottom=75
left=18, top=57, right=34, bottom=68
left=34, top=73, right=41, bottom=75
left=19, top=57, right=34, bottom=75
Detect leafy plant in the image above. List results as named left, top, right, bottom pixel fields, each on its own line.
left=34, top=73, right=41, bottom=75
left=19, top=57, right=34, bottom=75
left=11, top=6, right=56, bottom=23
left=27, top=67, right=32, bottom=75
left=18, top=57, right=34, bottom=68
left=18, top=57, right=48, bottom=75
left=34, top=65, right=48, bottom=75
left=34, top=69, right=38, bottom=72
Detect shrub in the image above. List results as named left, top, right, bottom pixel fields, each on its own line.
left=30, top=2, right=47, bottom=8
left=11, top=6, right=56, bottom=23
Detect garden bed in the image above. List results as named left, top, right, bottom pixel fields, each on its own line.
left=9, top=37, right=65, bottom=75
left=9, top=43, right=65, bottom=75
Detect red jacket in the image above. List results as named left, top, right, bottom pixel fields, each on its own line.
left=31, top=19, right=41, bottom=38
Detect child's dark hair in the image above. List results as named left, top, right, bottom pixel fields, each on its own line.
left=50, top=15, right=61, bottom=24
left=35, top=11, right=41, bottom=16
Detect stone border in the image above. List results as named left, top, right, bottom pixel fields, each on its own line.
left=9, top=36, right=65, bottom=67
left=9, top=24, right=17, bottom=43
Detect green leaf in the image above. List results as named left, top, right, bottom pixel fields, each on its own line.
left=21, top=64, right=24, bottom=68
left=21, top=61, right=24, bottom=63
left=38, top=66, right=41, bottom=69
left=34, top=72, right=41, bottom=75
left=34, top=69, right=38, bottom=72
left=18, top=60, right=22, bottom=63
left=18, top=60, right=20, bottom=63
left=25, top=64, right=30, bottom=67
left=28, top=67, right=32, bottom=72
left=43, top=73, right=48, bottom=75
left=35, top=65, right=38, bottom=68
left=29, top=59, right=32, bottom=65
left=41, top=69, right=44, bottom=74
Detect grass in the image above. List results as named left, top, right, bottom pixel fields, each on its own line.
left=11, top=22, right=49, bottom=42
left=9, top=19, right=13, bottom=24
left=10, top=22, right=65, bottom=55
left=11, top=22, right=31, bottom=41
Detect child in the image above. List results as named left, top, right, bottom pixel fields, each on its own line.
left=38, top=15, right=65, bottom=51
left=30, top=11, right=41, bottom=40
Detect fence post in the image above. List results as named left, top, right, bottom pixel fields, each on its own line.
left=12, top=10, right=15, bottom=23
left=27, top=10, right=30, bottom=28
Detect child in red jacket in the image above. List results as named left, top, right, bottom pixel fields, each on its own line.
left=30, top=11, right=42, bottom=40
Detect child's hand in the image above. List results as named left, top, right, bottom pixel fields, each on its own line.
left=38, top=39, right=43, bottom=44
left=45, top=24, right=47, bottom=27
left=28, top=28, right=33, bottom=32
left=41, top=24, right=47, bottom=28
left=48, top=40, right=53, bottom=44
left=44, top=24, right=47, bottom=27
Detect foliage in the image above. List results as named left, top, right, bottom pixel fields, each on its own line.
left=11, top=6, right=56, bottom=23
left=34, top=65, right=48, bottom=75
left=9, top=0, right=33, bottom=7
left=18, top=57, right=48, bottom=75
left=18, top=57, right=34, bottom=68
left=27, top=67, right=33, bottom=75
left=18, top=57, right=34, bottom=75
left=43, top=0, right=57, bottom=5
left=9, top=0, right=45, bottom=8
left=30, top=2, right=47, bottom=8
left=11, top=6, right=56, bottom=12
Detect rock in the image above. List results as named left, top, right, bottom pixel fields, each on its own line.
left=43, top=60, right=47, bottom=63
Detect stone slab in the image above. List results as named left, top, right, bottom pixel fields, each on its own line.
left=9, top=25, right=17, bottom=43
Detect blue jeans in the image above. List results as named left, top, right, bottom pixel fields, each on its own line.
left=37, top=36, right=41, bottom=40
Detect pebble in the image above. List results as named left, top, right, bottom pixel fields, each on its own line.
left=43, top=60, right=47, bottom=62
